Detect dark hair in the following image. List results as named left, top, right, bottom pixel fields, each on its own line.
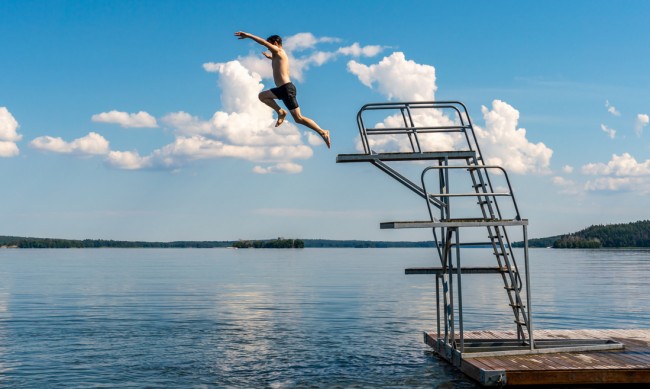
left=266, top=35, right=282, bottom=45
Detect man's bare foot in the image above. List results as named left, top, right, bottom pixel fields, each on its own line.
left=320, top=130, right=331, bottom=149
left=275, top=110, right=287, bottom=127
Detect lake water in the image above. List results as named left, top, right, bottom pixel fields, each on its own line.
left=0, top=248, right=648, bottom=387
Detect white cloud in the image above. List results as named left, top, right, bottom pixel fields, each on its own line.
left=562, top=165, right=574, bottom=174
left=0, top=141, right=20, bottom=157
left=106, top=150, right=151, bottom=170
left=605, top=100, right=621, bottom=116
left=338, top=43, right=384, bottom=57
left=252, top=162, right=303, bottom=174
left=582, top=153, right=650, bottom=176
left=347, top=52, right=437, bottom=101
left=0, top=107, right=22, bottom=157
left=161, top=111, right=213, bottom=136
left=584, top=177, right=643, bottom=192
left=581, top=153, right=650, bottom=193
left=635, top=113, right=649, bottom=137
left=0, top=107, right=22, bottom=142
left=91, top=110, right=158, bottom=128
left=30, top=132, right=110, bottom=155
left=283, top=32, right=340, bottom=52
left=475, top=100, right=553, bottom=174
left=600, top=124, right=616, bottom=139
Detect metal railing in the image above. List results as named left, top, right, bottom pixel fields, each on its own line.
left=356, top=101, right=475, bottom=154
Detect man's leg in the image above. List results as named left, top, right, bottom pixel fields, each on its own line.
left=258, top=90, right=287, bottom=127
left=290, top=107, right=330, bottom=149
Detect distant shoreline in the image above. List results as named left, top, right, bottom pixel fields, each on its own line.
left=1, top=236, right=436, bottom=249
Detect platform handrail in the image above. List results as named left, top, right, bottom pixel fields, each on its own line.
left=420, top=165, right=522, bottom=223
left=356, top=101, right=476, bottom=155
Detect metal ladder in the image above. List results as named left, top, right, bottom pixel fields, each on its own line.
left=458, top=108, right=530, bottom=342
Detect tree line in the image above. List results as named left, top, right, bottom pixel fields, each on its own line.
left=515, top=220, right=650, bottom=249
left=0, top=235, right=436, bottom=249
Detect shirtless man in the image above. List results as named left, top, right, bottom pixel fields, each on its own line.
left=235, top=31, right=331, bottom=148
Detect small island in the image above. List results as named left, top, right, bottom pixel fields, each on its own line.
left=232, top=238, right=304, bottom=249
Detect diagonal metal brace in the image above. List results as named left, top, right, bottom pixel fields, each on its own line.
left=372, top=160, right=445, bottom=209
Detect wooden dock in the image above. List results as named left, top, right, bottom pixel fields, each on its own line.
left=425, top=329, right=650, bottom=386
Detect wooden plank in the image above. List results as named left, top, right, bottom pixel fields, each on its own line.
left=429, top=329, right=650, bottom=386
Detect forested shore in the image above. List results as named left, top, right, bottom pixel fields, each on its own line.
left=0, top=236, right=434, bottom=249
left=516, top=220, right=650, bottom=249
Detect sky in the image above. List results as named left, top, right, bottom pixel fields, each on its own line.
left=2, top=0, right=650, bottom=242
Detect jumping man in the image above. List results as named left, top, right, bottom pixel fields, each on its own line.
left=235, top=31, right=331, bottom=148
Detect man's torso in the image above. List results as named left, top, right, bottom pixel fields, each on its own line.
left=272, top=49, right=291, bottom=87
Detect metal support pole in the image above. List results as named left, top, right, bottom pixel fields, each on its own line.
left=455, top=228, right=464, bottom=352
left=524, top=224, right=534, bottom=350
left=436, top=274, right=441, bottom=340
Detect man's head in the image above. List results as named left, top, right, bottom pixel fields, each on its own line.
left=266, top=35, right=282, bottom=46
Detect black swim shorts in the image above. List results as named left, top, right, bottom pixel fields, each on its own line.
left=270, top=82, right=299, bottom=111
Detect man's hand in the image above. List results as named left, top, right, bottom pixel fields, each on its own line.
left=262, top=51, right=272, bottom=59
left=234, top=31, right=249, bottom=39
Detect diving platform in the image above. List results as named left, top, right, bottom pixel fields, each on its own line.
left=337, top=100, right=629, bottom=386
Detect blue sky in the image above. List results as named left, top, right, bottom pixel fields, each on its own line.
left=2, top=0, right=650, bottom=241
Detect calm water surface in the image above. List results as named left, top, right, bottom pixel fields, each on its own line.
left=0, top=248, right=648, bottom=387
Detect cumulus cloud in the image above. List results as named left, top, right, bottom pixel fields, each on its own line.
left=605, top=100, right=621, bottom=116
left=584, top=177, right=643, bottom=192
left=283, top=32, right=340, bottom=52
left=107, top=60, right=314, bottom=172
left=338, top=43, right=384, bottom=57
left=0, top=107, right=22, bottom=157
left=475, top=101, right=553, bottom=174
left=635, top=113, right=649, bottom=137
left=91, top=110, right=158, bottom=128
left=346, top=53, right=552, bottom=174
left=562, top=165, right=574, bottom=174
left=30, top=132, right=110, bottom=155
left=582, top=153, right=650, bottom=176
left=252, top=162, right=303, bottom=174
left=600, top=124, right=616, bottom=139
left=581, top=153, right=650, bottom=193
left=347, top=52, right=437, bottom=101
left=106, top=150, right=150, bottom=170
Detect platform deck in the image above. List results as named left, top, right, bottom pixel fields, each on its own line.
left=426, top=329, right=650, bottom=386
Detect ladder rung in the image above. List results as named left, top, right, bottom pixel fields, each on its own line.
left=514, top=320, right=528, bottom=326
left=504, top=286, right=517, bottom=291
left=472, top=183, right=487, bottom=189
left=493, top=252, right=510, bottom=256
left=509, top=303, right=525, bottom=308
left=477, top=200, right=493, bottom=205
left=488, top=235, right=503, bottom=239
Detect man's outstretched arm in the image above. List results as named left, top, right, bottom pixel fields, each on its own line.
left=234, top=31, right=280, bottom=54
